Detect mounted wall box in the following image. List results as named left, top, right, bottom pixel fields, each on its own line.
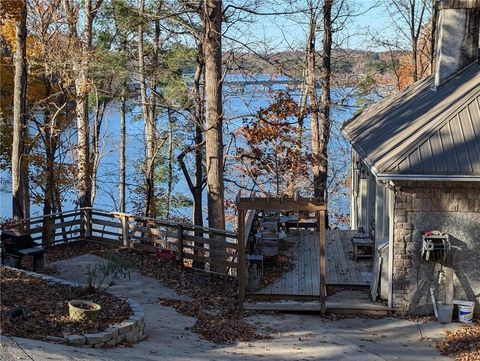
left=421, top=232, right=450, bottom=262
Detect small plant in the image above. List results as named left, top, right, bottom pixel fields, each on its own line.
left=83, top=254, right=132, bottom=293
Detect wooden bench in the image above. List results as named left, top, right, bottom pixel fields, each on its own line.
left=351, top=235, right=373, bottom=260
left=1, top=230, right=46, bottom=271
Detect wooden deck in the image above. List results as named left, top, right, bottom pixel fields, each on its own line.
left=252, top=230, right=373, bottom=297
left=326, top=229, right=373, bottom=286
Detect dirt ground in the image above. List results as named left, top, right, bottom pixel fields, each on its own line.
left=0, top=254, right=467, bottom=361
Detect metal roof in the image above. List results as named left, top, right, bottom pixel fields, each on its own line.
left=342, top=62, right=480, bottom=180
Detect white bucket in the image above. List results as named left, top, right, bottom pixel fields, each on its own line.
left=456, top=301, right=475, bottom=323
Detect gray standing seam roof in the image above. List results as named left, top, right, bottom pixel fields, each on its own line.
left=342, top=62, right=480, bottom=180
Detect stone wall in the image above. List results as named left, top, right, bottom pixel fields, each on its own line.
left=392, top=181, right=480, bottom=314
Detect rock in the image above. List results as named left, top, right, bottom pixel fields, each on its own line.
left=45, top=336, right=67, bottom=344
left=125, top=330, right=139, bottom=343
left=117, top=320, right=135, bottom=335
left=104, top=327, right=119, bottom=338
left=84, top=332, right=111, bottom=345
left=67, top=335, right=86, bottom=346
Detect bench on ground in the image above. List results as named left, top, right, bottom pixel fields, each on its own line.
left=350, top=234, right=373, bottom=261
left=1, top=230, right=46, bottom=271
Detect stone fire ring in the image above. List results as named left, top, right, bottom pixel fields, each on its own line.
left=3, top=266, right=146, bottom=348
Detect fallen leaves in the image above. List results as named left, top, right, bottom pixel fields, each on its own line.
left=0, top=267, right=132, bottom=340
left=260, top=239, right=294, bottom=287
left=46, top=241, right=115, bottom=264
left=193, top=313, right=269, bottom=344
left=158, top=297, right=268, bottom=343
left=436, top=322, right=480, bottom=361
left=43, top=241, right=268, bottom=343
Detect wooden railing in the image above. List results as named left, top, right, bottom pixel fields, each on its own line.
left=2, top=209, right=84, bottom=245
left=2, top=208, right=245, bottom=275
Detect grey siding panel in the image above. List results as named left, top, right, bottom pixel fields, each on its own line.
left=455, top=110, right=473, bottom=173
left=447, top=118, right=462, bottom=173
left=439, top=122, right=455, bottom=170
left=394, top=96, right=480, bottom=176
left=409, top=148, right=422, bottom=172
left=430, top=131, right=448, bottom=173
left=466, top=99, right=480, bottom=173
left=423, top=138, right=436, bottom=173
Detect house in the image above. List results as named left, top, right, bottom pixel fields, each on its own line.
left=342, top=0, right=480, bottom=314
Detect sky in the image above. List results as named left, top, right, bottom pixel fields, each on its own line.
left=225, top=0, right=403, bottom=53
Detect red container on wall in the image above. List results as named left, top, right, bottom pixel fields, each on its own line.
left=155, top=248, right=176, bottom=260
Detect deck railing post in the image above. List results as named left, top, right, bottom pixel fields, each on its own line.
left=121, top=214, right=129, bottom=247
left=80, top=209, right=85, bottom=240
left=83, top=208, right=92, bottom=240
left=43, top=214, right=54, bottom=247
left=177, top=224, right=184, bottom=262
left=48, top=214, right=54, bottom=246
left=318, top=210, right=327, bottom=315
left=238, top=209, right=246, bottom=308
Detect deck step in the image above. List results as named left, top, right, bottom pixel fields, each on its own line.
left=244, top=301, right=321, bottom=312
left=243, top=300, right=392, bottom=313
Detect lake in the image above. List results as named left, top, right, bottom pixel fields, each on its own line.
left=0, top=74, right=356, bottom=227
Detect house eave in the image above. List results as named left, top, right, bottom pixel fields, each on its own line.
left=374, top=173, right=480, bottom=182
left=354, top=150, right=480, bottom=182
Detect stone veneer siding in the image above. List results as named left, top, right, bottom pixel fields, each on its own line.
left=4, top=266, right=146, bottom=347
left=392, top=181, right=480, bottom=315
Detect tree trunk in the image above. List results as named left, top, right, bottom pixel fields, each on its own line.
left=203, top=0, right=225, bottom=231
left=11, top=0, right=28, bottom=221
left=193, top=47, right=204, bottom=229
left=319, top=0, right=332, bottom=203
left=166, top=108, right=174, bottom=219
left=118, top=26, right=128, bottom=214
left=296, top=68, right=307, bottom=155
left=411, top=42, right=418, bottom=82
left=43, top=85, right=57, bottom=246
left=193, top=125, right=204, bottom=229
left=119, top=93, right=126, bottom=213
left=44, top=123, right=55, bottom=247
left=90, top=100, right=106, bottom=205
left=75, top=0, right=94, bottom=209
left=138, top=0, right=157, bottom=218
left=178, top=52, right=206, bottom=268
left=306, top=10, right=322, bottom=198
left=429, top=0, right=436, bottom=75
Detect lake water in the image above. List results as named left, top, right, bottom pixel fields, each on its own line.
left=0, top=74, right=355, bottom=226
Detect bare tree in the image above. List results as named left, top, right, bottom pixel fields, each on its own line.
left=386, top=0, right=430, bottom=81
left=137, top=0, right=158, bottom=218
left=203, top=0, right=225, bottom=231
left=302, top=0, right=332, bottom=201
left=165, top=108, right=174, bottom=219
left=65, top=0, right=103, bottom=209
left=74, top=0, right=91, bottom=208
left=163, top=2, right=206, bottom=228
left=192, top=43, right=205, bottom=228
left=11, top=0, right=28, bottom=220
left=119, top=78, right=127, bottom=213
left=428, top=0, right=436, bottom=75
left=318, top=0, right=332, bottom=200
left=305, top=1, right=322, bottom=198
